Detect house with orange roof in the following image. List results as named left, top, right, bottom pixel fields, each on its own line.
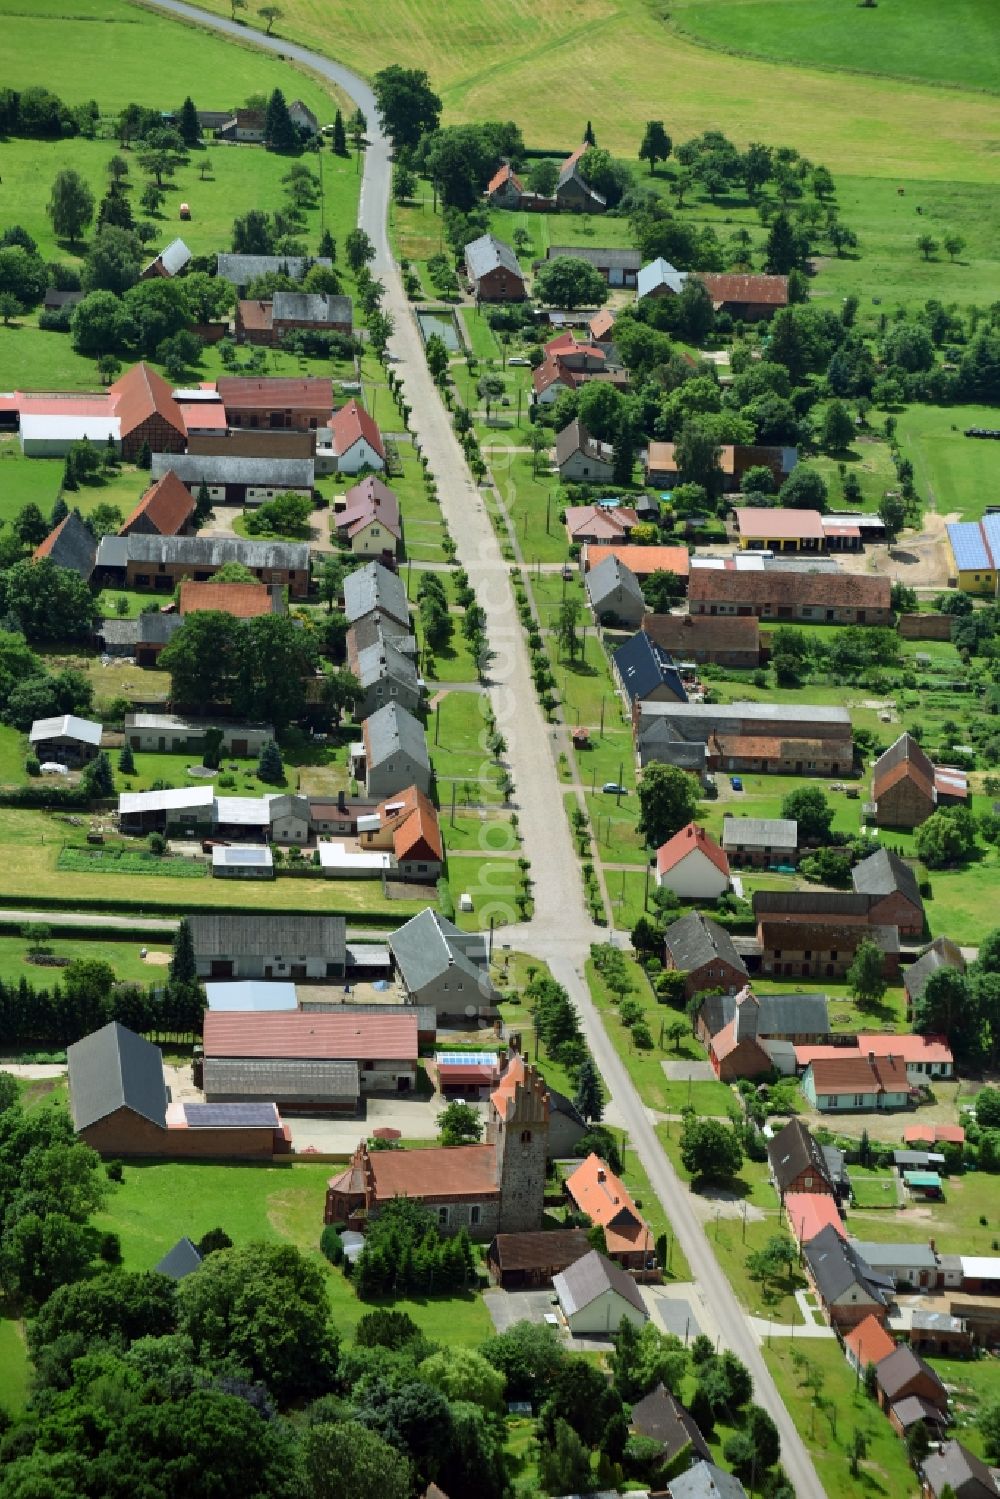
left=784, top=1191, right=845, bottom=1247
left=844, top=1312, right=896, bottom=1375
left=655, top=822, right=730, bottom=900
left=707, top=988, right=772, bottom=1082
left=564, top=1153, right=654, bottom=1270
left=589, top=309, right=616, bottom=342
left=904, top=1122, right=965, bottom=1147
left=801, top=1053, right=912, bottom=1113
left=108, top=361, right=187, bottom=459
left=485, top=160, right=524, bottom=209
left=178, top=580, right=280, bottom=619
left=586, top=544, right=690, bottom=582
left=323, top=398, right=385, bottom=474
left=796, top=1034, right=953, bottom=1086
left=356, top=786, right=444, bottom=882
left=120, top=471, right=195, bottom=538
left=564, top=504, right=639, bottom=546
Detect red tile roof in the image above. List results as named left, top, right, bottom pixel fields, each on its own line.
left=734, top=507, right=825, bottom=541
left=216, top=375, right=333, bottom=413
left=368, top=1143, right=498, bottom=1201
left=698, top=272, right=789, bottom=308
left=904, top=1123, right=965, bottom=1145
left=565, top=505, right=639, bottom=541
left=785, top=1192, right=845, bottom=1245
left=861, top=1034, right=953, bottom=1067
left=238, top=299, right=274, bottom=332
left=565, top=1152, right=654, bottom=1257
left=845, top=1313, right=896, bottom=1369
left=120, top=471, right=195, bottom=536
left=587, top=544, right=690, bottom=578
left=487, top=161, right=522, bottom=195
left=203, top=1010, right=418, bottom=1060
left=589, top=309, right=615, bottom=341
left=177, top=401, right=228, bottom=431
left=337, top=475, right=401, bottom=539
left=376, top=785, right=443, bottom=862
left=109, top=361, right=186, bottom=440
left=656, top=822, right=730, bottom=879
left=330, top=399, right=385, bottom=461
left=805, top=1052, right=910, bottom=1096
left=179, top=580, right=273, bottom=618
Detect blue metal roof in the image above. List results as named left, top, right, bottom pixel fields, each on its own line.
left=613, top=632, right=688, bottom=707
left=205, top=980, right=297, bottom=1011
left=948, top=520, right=991, bottom=571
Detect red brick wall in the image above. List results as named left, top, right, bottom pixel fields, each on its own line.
left=81, top=1108, right=276, bottom=1159
left=478, top=267, right=526, bottom=303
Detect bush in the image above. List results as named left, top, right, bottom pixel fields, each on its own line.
left=25, top=754, right=40, bottom=777
left=98, top=1231, right=122, bottom=1264
left=105, top=1160, right=124, bottom=1183
left=320, top=1224, right=344, bottom=1266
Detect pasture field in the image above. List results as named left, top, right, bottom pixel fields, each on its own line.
left=896, top=404, right=1000, bottom=520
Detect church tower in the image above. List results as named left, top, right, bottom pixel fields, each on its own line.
left=488, top=1056, right=549, bottom=1233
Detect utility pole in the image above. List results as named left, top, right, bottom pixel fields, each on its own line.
left=599, top=695, right=605, bottom=736
left=435, top=700, right=440, bottom=745
left=616, top=760, right=624, bottom=807
left=450, top=782, right=456, bottom=826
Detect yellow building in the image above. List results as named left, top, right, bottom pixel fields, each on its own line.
left=947, top=518, right=1000, bottom=595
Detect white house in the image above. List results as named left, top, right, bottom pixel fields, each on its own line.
left=321, top=399, right=386, bottom=475
left=655, top=822, right=731, bottom=900
left=553, top=1249, right=648, bottom=1336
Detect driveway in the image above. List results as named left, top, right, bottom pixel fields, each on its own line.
left=484, top=1287, right=560, bottom=1335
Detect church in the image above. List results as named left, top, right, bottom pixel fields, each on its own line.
left=325, top=1054, right=549, bottom=1240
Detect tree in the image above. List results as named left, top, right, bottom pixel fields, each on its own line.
left=0, top=245, right=48, bottom=309
left=916, top=806, right=977, bottom=868
left=943, top=232, right=966, bottom=262
left=419, top=1347, right=505, bottom=1413
left=140, top=182, right=164, bottom=217
left=643, top=569, right=683, bottom=613
left=765, top=211, right=800, bottom=274
left=232, top=208, right=275, bottom=255
left=118, top=742, right=136, bottom=776
left=193, top=481, right=213, bottom=528
left=178, top=95, right=201, bottom=146
left=332, top=107, right=347, bottom=155
left=847, top=939, right=887, bottom=1010
left=371, top=65, right=442, bottom=149
left=437, top=1100, right=483, bottom=1146
left=539, top=1418, right=590, bottom=1494
left=781, top=785, right=833, bottom=841
left=0, top=292, right=20, bottom=325
left=913, top=966, right=980, bottom=1062
left=82, top=226, right=142, bottom=295
left=680, top=1115, right=743, bottom=1181
left=477, top=373, right=504, bottom=423
left=264, top=87, right=296, bottom=151
left=779, top=464, right=829, bottom=512
left=47, top=170, right=95, bottom=247
left=879, top=492, right=907, bottom=544
left=259, top=3, right=283, bottom=33
left=980, top=1399, right=1000, bottom=1463
left=917, top=233, right=938, bottom=261
left=320, top=667, right=361, bottom=726
left=157, top=330, right=201, bottom=382
left=533, top=255, right=607, bottom=310
left=345, top=227, right=376, bottom=273
left=822, top=399, right=855, bottom=453
left=303, top=1422, right=410, bottom=1499
left=170, top=917, right=197, bottom=987
left=257, top=737, right=284, bottom=784
left=425, top=331, right=450, bottom=383
left=574, top=1054, right=604, bottom=1122
left=638, top=120, right=672, bottom=174
left=637, top=762, right=699, bottom=849
left=82, top=751, right=114, bottom=799
left=555, top=596, right=582, bottom=662
left=393, top=162, right=416, bottom=203
left=0, top=558, right=99, bottom=643
left=673, top=417, right=723, bottom=499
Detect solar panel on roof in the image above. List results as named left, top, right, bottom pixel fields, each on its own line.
left=948, top=522, right=991, bottom=571
left=436, top=1051, right=498, bottom=1067
left=184, top=1102, right=278, bottom=1128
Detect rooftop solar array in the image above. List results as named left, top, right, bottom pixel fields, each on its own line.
left=183, top=1102, right=279, bottom=1128
left=947, top=521, right=991, bottom=571
left=436, top=1052, right=498, bottom=1067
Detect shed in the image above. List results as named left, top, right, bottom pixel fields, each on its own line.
left=154, top=1237, right=203, bottom=1280
left=28, top=713, right=103, bottom=765
left=552, top=1249, right=648, bottom=1335
left=212, top=844, right=274, bottom=879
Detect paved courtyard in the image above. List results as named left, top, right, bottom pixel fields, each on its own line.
left=662, top=1059, right=716, bottom=1082
left=484, top=1287, right=560, bottom=1335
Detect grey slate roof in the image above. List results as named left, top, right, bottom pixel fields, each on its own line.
left=721, top=816, right=797, bottom=852
left=67, top=1021, right=168, bottom=1132
left=98, top=612, right=183, bottom=648
left=851, top=1239, right=939, bottom=1272
left=923, top=1439, right=999, bottom=1499
left=588, top=555, right=645, bottom=613
left=905, top=936, right=966, bottom=1001
left=364, top=701, right=429, bottom=771
left=852, top=846, right=923, bottom=912
left=548, top=244, right=641, bottom=271
left=272, top=291, right=352, bottom=325
left=356, top=635, right=420, bottom=694
left=216, top=254, right=333, bottom=286
left=188, top=913, right=346, bottom=963
left=390, top=908, right=496, bottom=998
left=804, top=1224, right=893, bottom=1308
left=343, top=560, right=410, bottom=627
left=876, top=1344, right=947, bottom=1402
left=203, top=1056, right=360, bottom=1100
left=890, top=1394, right=948, bottom=1430
left=663, top=911, right=747, bottom=979
left=553, top=1248, right=647, bottom=1318
left=150, top=452, right=315, bottom=488
left=752, top=889, right=871, bottom=919
left=700, top=989, right=829, bottom=1041
left=767, top=1118, right=834, bottom=1194
left=154, top=1237, right=203, bottom=1280
left=146, top=238, right=191, bottom=277
left=119, top=534, right=310, bottom=571
left=555, top=418, right=612, bottom=471
left=612, top=630, right=687, bottom=706
left=667, top=1460, right=748, bottom=1499
left=41, top=510, right=98, bottom=580
left=548, top=1086, right=587, bottom=1132
left=464, top=233, right=525, bottom=285
left=629, top=1382, right=710, bottom=1462
left=637, top=257, right=688, bottom=299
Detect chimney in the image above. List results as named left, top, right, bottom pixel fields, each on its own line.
left=337, top=788, right=346, bottom=812
left=597, top=1167, right=606, bottom=1183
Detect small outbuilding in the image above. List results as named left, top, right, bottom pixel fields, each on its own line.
left=28, top=714, right=102, bottom=766
left=552, top=1248, right=648, bottom=1335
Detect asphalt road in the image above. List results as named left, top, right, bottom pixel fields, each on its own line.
left=134, top=7, right=826, bottom=1491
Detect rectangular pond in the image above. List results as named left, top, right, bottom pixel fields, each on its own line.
left=417, top=308, right=462, bottom=352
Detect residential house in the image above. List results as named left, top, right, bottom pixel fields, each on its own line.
left=33, top=510, right=98, bottom=581
left=564, top=1152, right=654, bottom=1269
left=844, top=1313, right=896, bottom=1375
left=109, top=533, right=310, bottom=598
left=613, top=630, right=687, bottom=706
left=464, top=234, right=527, bottom=301
left=851, top=1239, right=941, bottom=1290
left=629, top=1383, right=711, bottom=1470
left=668, top=1461, right=749, bottom=1499
left=155, top=1238, right=203, bottom=1280
left=95, top=610, right=183, bottom=666
left=637, top=700, right=854, bottom=776
left=697, top=989, right=829, bottom=1049
left=29, top=714, right=102, bottom=766
left=201, top=1009, right=418, bottom=1108
left=922, top=1439, right=1000, bottom=1499
left=215, top=108, right=265, bottom=142
left=288, top=99, right=319, bottom=134
left=485, top=160, right=524, bottom=208
left=698, top=273, right=789, bottom=320
left=553, top=1250, right=647, bottom=1335
left=565, top=504, right=639, bottom=547
left=721, top=816, right=798, bottom=868
left=554, top=144, right=606, bottom=213
left=586, top=544, right=689, bottom=586
left=359, top=702, right=431, bottom=798
left=636, top=258, right=687, bottom=301
left=216, top=375, right=334, bottom=432
left=803, top=1224, right=894, bottom=1329
left=237, top=292, right=353, bottom=346
left=68, top=1021, right=285, bottom=1159
left=589, top=308, right=616, bottom=342
left=906, top=938, right=967, bottom=1020
left=555, top=419, right=614, bottom=483
left=801, top=1053, right=911, bottom=1112
left=784, top=1190, right=845, bottom=1247
left=707, top=988, right=773, bottom=1082
left=767, top=1117, right=843, bottom=1200
left=322, top=398, right=385, bottom=474
left=910, top=1310, right=973, bottom=1358
left=215, top=254, right=334, bottom=296
left=119, top=471, right=196, bottom=536
left=662, top=911, right=749, bottom=999
left=124, top=713, right=272, bottom=757
left=588, top=556, right=647, bottom=627
left=655, top=822, right=729, bottom=900
left=211, top=846, right=274, bottom=879
left=533, top=346, right=627, bottom=405
left=486, top=1228, right=590, bottom=1288
left=689, top=564, right=892, bottom=625
left=353, top=786, right=443, bottom=883
left=344, top=559, right=410, bottom=630
left=178, top=579, right=282, bottom=619
left=347, top=626, right=422, bottom=718
left=547, top=243, right=641, bottom=287
left=862, top=1033, right=954, bottom=1083
left=872, top=733, right=938, bottom=828
left=642, top=612, right=761, bottom=669
left=139, top=237, right=192, bottom=280
left=326, top=1056, right=550, bottom=1239
left=852, top=847, right=925, bottom=937
left=334, top=475, right=401, bottom=559
left=876, top=1345, right=948, bottom=1419
left=389, top=907, right=500, bottom=1019
left=148, top=452, right=314, bottom=507
left=188, top=912, right=347, bottom=981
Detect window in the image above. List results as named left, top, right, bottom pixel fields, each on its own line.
left=853, top=1094, right=865, bottom=1106
left=804, top=1176, right=813, bottom=1188
left=828, top=1095, right=839, bottom=1107
left=438, top=1207, right=449, bottom=1226
left=470, top=1205, right=481, bottom=1226
left=520, top=1130, right=532, bottom=1145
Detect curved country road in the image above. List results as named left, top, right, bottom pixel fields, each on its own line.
left=135, top=6, right=826, bottom=1491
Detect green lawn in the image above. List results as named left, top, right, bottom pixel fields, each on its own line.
left=897, top=404, right=1000, bottom=520
left=447, top=854, right=527, bottom=931
left=924, top=1355, right=1000, bottom=1462
left=0, top=934, right=171, bottom=985
left=0, top=1315, right=30, bottom=1415
left=849, top=1172, right=900, bottom=1210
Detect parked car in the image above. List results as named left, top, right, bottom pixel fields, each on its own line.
left=508, top=357, right=531, bottom=367
left=730, top=775, right=743, bottom=791
left=602, top=782, right=628, bottom=795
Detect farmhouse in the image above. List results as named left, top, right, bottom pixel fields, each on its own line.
left=721, top=816, right=798, bottom=867
left=215, top=254, right=334, bottom=295
left=871, top=732, right=964, bottom=829
left=589, top=557, right=647, bottom=628
left=140, top=237, right=191, bottom=280
left=655, top=822, right=729, bottom=900
left=189, top=912, right=347, bottom=981
left=155, top=1238, right=203, bottom=1280
left=111, top=362, right=188, bottom=459
left=320, top=398, right=385, bottom=474
left=357, top=702, right=431, bottom=798
left=844, top=1313, right=896, bottom=1375
left=546, top=244, right=641, bottom=288
left=922, top=1440, right=1000, bottom=1499
left=326, top=1055, right=550, bottom=1239
left=213, top=375, right=334, bottom=433
left=876, top=1345, right=948, bottom=1418
left=946, top=514, right=1000, bottom=595
left=120, top=471, right=196, bottom=537
left=205, top=980, right=298, bottom=1011
left=644, top=443, right=796, bottom=491
left=586, top=544, right=689, bottom=584
left=149, top=452, right=314, bottom=507
left=554, top=144, right=606, bottom=213
left=800, top=1034, right=953, bottom=1084
left=734, top=507, right=825, bottom=552
left=801, top=1053, right=911, bottom=1112
left=852, top=846, right=925, bottom=935
left=201, top=1010, right=418, bottom=1108
left=553, top=1251, right=648, bottom=1336
left=642, top=612, right=761, bottom=669
left=662, top=911, right=748, bottom=998
left=767, top=1117, right=843, bottom=1199
left=346, top=625, right=422, bottom=718
left=564, top=1153, right=654, bottom=1269
left=759, top=919, right=901, bottom=980
left=564, top=504, right=639, bottom=546
left=707, top=989, right=772, bottom=1082
left=108, top=534, right=310, bottom=598
left=486, top=1228, right=591, bottom=1289
left=670, top=1464, right=748, bottom=1499
left=688, top=565, right=892, bottom=625
left=697, top=988, right=829, bottom=1048
left=68, top=1022, right=286, bottom=1159
left=178, top=580, right=281, bottom=619
left=485, top=160, right=524, bottom=208
left=803, top=1224, right=893, bottom=1329
left=124, top=713, right=272, bottom=756
left=464, top=234, right=527, bottom=301
left=216, top=108, right=264, bottom=142
left=344, top=559, right=410, bottom=630
left=905, top=936, right=966, bottom=1017
left=236, top=292, right=353, bottom=345
left=211, top=846, right=274, bottom=879
left=555, top=419, right=614, bottom=483
left=613, top=630, right=687, bottom=706
left=699, top=273, right=789, bottom=320
left=629, top=1383, right=711, bottom=1468
left=96, top=609, right=183, bottom=665
left=118, top=785, right=216, bottom=835
left=29, top=714, right=102, bottom=766
left=636, top=258, right=687, bottom=301
left=389, top=907, right=499, bottom=1018
left=637, top=700, right=854, bottom=776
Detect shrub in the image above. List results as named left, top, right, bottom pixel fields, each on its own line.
left=105, top=1160, right=124, bottom=1183
left=320, top=1224, right=344, bottom=1266
left=25, top=754, right=40, bottom=776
